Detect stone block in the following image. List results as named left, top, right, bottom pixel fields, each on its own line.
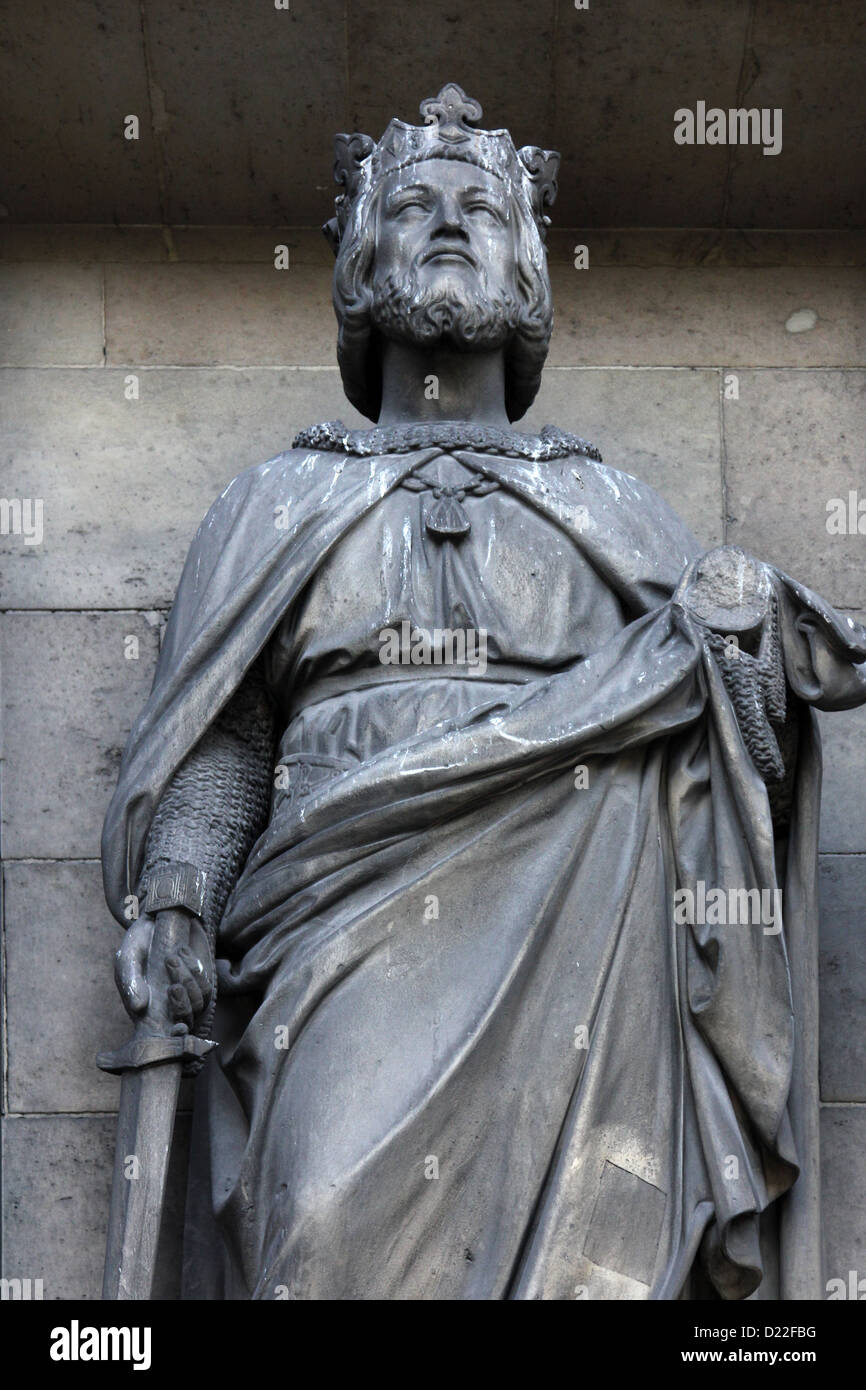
left=348, top=0, right=556, bottom=174
left=551, top=0, right=746, bottom=227
left=0, top=265, right=103, bottom=365
left=548, top=268, right=866, bottom=368
left=818, top=856, right=866, bottom=1103
left=0, top=225, right=166, bottom=263
left=0, top=611, right=161, bottom=860
left=821, top=1106, right=866, bottom=1294
left=0, top=0, right=161, bottom=223
left=818, top=704, right=866, bottom=855
left=144, top=0, right=346, bottom=225
left=169, top=227, right=333, bottom=266
left=723, top=370, right=866, bottom=611
left=105, top=263, right=335, bottom=366
left=0, top=366, right=367, bottom=609
left=4, top=861, right=133, bottom=1114
left=1, top=1113, right=190, bottom=1300
left=545, top=230, right=866, bottom=270
left=727, top=0, right=866, bottom=229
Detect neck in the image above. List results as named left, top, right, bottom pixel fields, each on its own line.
left=376, top=339, right=510, bottom=427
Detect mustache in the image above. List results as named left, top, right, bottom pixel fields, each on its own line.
left=416, top=243, right=480, bottom=271
left=369, top=270, right=522, bottom=349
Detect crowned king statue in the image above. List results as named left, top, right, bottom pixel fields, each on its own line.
left=100, top=85, right=866, bottom=1301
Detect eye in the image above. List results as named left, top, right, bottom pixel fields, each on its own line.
left=465, top=201, right=504, bottom=223
left=390, top=196, right=431, bottom=217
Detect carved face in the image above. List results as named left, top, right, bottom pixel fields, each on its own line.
left=376, top=158, right=516, bottom=297
left=369, top=158, right=522, bottom=352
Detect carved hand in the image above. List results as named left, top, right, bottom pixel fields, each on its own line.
left=114, top=909, right=214, bottom=1035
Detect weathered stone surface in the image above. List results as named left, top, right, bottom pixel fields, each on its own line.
left=348, top=0, right=555, bottom=180
left=724, top=370, right=866, bottom=611
left=821, top=1106, right=866, bottom=1293
left=818, top=704, right=866, bottom=855
left=0, top=225, right=167, bottom=263
left=0, top=0, right=161, bottom=223
left=546, top=230, right=866, bottom=270
left=4, top=3, right=865, bottom=229
left=5, top=861, right=133, bottom=1114
left=0, top=265, right=103, bottom=365
left=524, top=367, right=723, bottom=547
left=552, top=0, right=747, bottom=228
left=1, top=1114, right=190, bottom=1300
left=105, top=263, right=336, bottom=366
left=818, top=856, right=866, bottom=1103
left=0, top=611, right=161, bottom=860
left=143, top=0, right=347, bottom=226
left=548, top=268, right=866, bottom=368
left=0, top=367, right=367, bottom=609
left=727, top=0, right=866, bottom=230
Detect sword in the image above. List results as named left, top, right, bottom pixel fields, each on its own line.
left=97, top=907, right=216, bottom=1300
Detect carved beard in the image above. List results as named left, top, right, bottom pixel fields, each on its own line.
left=369, top=269, right=522, bottom=351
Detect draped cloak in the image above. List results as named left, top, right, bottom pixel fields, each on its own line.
left=101, top=444, right=866, bottom=1301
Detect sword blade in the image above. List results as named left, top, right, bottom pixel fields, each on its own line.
left=99, top=907, right=216, bottom=1300
left=102, top=1060, right=183, bottom=1300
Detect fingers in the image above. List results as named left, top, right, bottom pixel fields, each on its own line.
left=186, top=928, right=215, bottom=1006
left=115, top=917, right=213, bottom=1031
left=166, top=982, right=193, bottom=1032
left=115, top=919, right=152, bottom=1015
left=165, top=948, right=207, bottom=1030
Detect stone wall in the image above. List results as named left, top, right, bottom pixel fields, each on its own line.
left=1, top=226, right=864, bottom=1298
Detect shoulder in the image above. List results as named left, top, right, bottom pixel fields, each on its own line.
left=200, top=446, right=347, bottom=531
left=538, top=446, right=702, bottom=569
left=543, top=448, right=680, bottom=516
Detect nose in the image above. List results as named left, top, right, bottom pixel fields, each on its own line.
left=430, top=191, right=470, bottom=241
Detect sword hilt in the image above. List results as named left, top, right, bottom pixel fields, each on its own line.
left=97, top=1032, right=216, bottom=1074
left=98, top=906, right=217, bottom=1074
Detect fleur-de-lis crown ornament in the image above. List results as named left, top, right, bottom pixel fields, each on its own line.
left=324, top=83, right=560, bottom=253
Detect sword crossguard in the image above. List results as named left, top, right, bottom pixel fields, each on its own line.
left=97, top=1032, right=216, bottom=1074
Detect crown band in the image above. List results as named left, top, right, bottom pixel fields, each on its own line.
left=324, top=83, right=559, bottom=254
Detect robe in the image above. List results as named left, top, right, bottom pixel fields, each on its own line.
left=102, top=442, right=866, bottom=1300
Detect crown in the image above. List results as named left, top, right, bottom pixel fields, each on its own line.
left=324, top=83, right=559, bottom=254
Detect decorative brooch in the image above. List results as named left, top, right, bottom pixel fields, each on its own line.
left=400, top=469, right=500, bottom=541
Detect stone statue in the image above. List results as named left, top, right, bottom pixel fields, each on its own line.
left=101, top=84, right=866, bottom=1300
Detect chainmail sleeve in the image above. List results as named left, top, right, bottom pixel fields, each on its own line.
left=704, top=590, right=799, bottom=830
left=137, top=659, right=278, bottom=940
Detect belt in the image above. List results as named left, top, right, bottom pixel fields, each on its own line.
left=287, top=660, right=545, bottom=720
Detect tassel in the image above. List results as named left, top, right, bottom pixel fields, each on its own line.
left=425, top=487, right=472, bottom=540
